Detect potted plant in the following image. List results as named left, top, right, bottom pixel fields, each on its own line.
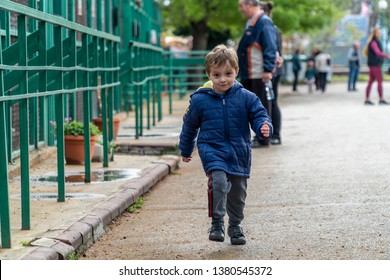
left=92, top=117, right=120, bottom=140
left=64, top=119, right=101, bottom=164
left=93, top=80, right=121, bottom=140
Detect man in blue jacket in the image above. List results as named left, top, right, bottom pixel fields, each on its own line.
left=237, top=0, right=277, bottom=146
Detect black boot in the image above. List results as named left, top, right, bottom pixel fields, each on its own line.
left=208, top=223, right=225, bottom=242
left=228, top=226, right=246, bottom=245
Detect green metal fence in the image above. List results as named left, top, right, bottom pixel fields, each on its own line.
left=0, top=0, right=120, bottom=248
left=163, top=49, right=209, bottom=113
left=0, top=0, right=208, bottom=249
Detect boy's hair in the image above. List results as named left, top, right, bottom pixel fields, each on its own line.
left=205, top=44, right=239, bottom=74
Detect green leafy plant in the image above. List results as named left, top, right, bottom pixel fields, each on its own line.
left=51, top=118, right=101, bottom=136
left=64, top=119, right=101, bottom=136
left=127, top=197, right=144, bottom=213
left=67, top=252, right=79, bottom=260
left=20, top=240, right=31, bottom=247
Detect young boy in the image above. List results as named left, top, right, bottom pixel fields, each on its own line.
left=179, top=44, right=272, bottom=245
left=304, top=60, right=316, bottom=93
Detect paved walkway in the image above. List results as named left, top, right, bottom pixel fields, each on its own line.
left=81, top=81, right=390, bottom=260
left=2, top=81, right=390, bottom=260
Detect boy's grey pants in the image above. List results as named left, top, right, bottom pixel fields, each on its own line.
left=207, top=170, right=247, bottom=227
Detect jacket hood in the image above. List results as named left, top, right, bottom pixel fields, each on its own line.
left=191, top=80, right=243, bottom=97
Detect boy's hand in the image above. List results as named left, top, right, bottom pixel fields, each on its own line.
left=260, top=121, right=270, bottom=138
left=182, top=156, right=192, bottom=163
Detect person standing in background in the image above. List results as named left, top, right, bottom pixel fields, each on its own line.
left=304, top=60, right=316, bottom=93
left=237, top=0, right=277, bottom=147
left=261, top=1, right=283, bottom=145
left=292, top=48, right=301, bottom=92
left=308, top=45, right=321, bottom=90
left=314, top=49, right=331, bottom=93
left=363, top=27, right=390, bottom=105
left=347, top=41, right=360, bottom=91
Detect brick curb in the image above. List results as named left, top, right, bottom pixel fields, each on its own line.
left=20, top=155, right=181, bottom=260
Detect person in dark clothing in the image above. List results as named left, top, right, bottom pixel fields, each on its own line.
left=308, top=46, right=321, bottom=90
left=363, top=27, right=390, bottom=105
left=261, top=1, right=283, bottom=145
left=347, top=41, right=360, bottom=91
left=237, top=0, right=277, bottom=147
left=179, top=45, right=272, bottom=245
left=292, top=48, right=301, bottom=92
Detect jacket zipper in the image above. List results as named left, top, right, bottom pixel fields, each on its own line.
left=222, top=97, right=233, bottom=167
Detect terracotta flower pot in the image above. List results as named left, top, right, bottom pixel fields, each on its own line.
left=92, top=117, right=120, bottom=140
left=64, top=135, right=99, bottom=164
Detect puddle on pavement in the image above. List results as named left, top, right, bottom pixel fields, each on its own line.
left=11, top=193, right=106, bottom=200
left=31, top=168, right=141, bottom=184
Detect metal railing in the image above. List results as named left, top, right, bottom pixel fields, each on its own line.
left=163, top=49, right=208, bottom=112
left=0, top=0, right=208, bottom=249
left=0, top=1, right=120, bottom=248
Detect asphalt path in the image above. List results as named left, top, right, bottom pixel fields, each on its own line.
left=81, top=82, right=390, bottom=260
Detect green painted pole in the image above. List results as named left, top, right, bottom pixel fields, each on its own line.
left=69, top=29, right=77, bottom=121
left=2, top=10, right=13, bottom=163
left=100, top=38, right=109, bottom=167
left=43, top=0, right=55, bottom=147
left=82, top=33, right=92, bottom=183
left=18, top=15, right=30, bottom=230
left=28, top=0, right=39, bottom=149
left=86, top=0, right=93, bottom=122
left=54, top=25, right=66, bottom=202
left=0, top=32, right=11, bottom=249
left=68, top=0, right=77, bottom=121
left=38, top=20, right=49, bottom=145
left=60, top=0, right=69, bottom=117
left=107, top=40, right=114, bottom=143
left=168, top=52, right=173, bottom=114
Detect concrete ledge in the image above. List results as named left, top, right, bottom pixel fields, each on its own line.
left=88, top=208, right=112, bottom=228
left=77, top=216, right=106, bottom=243
left=27, top=238, right=74, bottom=260
left=54, top=229, right=83, bottom=249
left=16, top=154, right=181, bottom=260
left=21, top=247, right=60, bottom=260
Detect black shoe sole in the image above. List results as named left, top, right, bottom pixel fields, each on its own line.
left=209, top=235, right=224, bottom=242
left=230, top=238, right=246, bottom=245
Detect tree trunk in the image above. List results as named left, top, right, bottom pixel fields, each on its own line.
left=188, top=20, right=209, bottom=89
left=190, top=20, right=209, bottom=51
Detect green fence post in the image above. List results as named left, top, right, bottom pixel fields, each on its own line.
left=68, top=0, right=77, bottom=121
left=69, top=29, right=77, bottom=121
left=107, top=40, right=114, bottom=143
left=18, top=15, right=31, bottom=230
left=0, top=33, right=11, bottom=249
left=38, top=20, right=48, bottom=146
left=54, top=24, right=66, bottom=202
left=1, top=9, right=13, bottom=163
left=100, top=38, right=109, bottom=167
left=168, top=52, right=173, bottom=114
left=82, top=33, right=92, bottom=183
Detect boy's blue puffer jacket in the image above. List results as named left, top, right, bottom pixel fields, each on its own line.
left=179, top=81, right=272, bottom=178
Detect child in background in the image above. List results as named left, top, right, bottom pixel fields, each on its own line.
left=179, top=44, right=272, bottom=245
left=305, top=60, right=316, bottom=93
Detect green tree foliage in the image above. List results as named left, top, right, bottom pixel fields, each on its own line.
left=159, top=0, right=354, bottom=50
left=272, top=0, right=342, bottom=33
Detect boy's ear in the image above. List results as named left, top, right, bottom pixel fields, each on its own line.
left=206, top=71, right=210, bottom=78
left=235, top=67, right=239, bottom=77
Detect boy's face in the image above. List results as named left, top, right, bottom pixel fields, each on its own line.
left=207, top=63, right=238, bottom=94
